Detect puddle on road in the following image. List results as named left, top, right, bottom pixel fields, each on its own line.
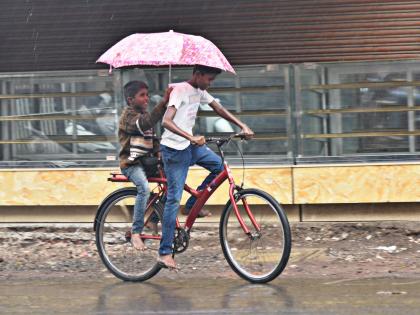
left=1, top=277, right=419, bottom=314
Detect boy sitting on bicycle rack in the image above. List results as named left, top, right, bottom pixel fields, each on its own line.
left=118, top=80, right=172, bottom=251
left=158, top=65, right=254, bottom=269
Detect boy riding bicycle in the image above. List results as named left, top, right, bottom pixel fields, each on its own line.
left=158, top=65, right=254, bottom=269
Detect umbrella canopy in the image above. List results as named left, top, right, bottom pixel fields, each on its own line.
left=96, top=30, right=235, bottom=74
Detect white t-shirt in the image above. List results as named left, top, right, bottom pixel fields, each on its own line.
left=161, top=82, right=214, bottom=150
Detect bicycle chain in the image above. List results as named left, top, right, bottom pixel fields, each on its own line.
left=172, top=227, right=189, bottom=254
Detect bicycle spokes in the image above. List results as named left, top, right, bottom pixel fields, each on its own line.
left=221, top=190, right=291, bottom=282
left=96, top=190, right=164, bottom=281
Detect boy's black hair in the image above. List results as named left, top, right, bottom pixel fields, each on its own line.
left=193, top=64, right=222, bottom=75
left=123, top=80, right=148, bottom=105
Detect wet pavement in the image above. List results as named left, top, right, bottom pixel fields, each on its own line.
left=1, top=276, right=420, bottom=314
left=1, top=222, right=420, bottom=313
left=1, top=222, right=419, bottom=280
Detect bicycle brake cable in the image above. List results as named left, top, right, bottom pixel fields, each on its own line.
left=231, top=138, right=245, bottom=189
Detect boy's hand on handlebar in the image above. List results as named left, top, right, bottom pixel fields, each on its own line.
left=190, top=135, right=206, bottom=146
left=239, top=125, right=255, bottom=140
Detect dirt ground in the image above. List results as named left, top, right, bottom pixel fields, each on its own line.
left=1, top=221, right=419, bottom=281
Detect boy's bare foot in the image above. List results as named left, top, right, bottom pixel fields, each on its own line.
left=131, top=233, right=147, bottom=251
left=157, top=255, right=178, bottom=271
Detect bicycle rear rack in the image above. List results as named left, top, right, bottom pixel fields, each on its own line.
left=108, top=173, right=129, bottom=182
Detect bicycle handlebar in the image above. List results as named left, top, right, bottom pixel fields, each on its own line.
left=205, top=133, right=248, bottom=145
left=153, top=134, right=249, bottom=148
left=153, top=134, right=247, bottom=143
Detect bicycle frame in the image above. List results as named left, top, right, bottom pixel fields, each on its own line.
left=182, top=160, right=259, bottom=234
left=105, top=136, right=261, bottom=240
left=145, top=160, right=260, bottom=237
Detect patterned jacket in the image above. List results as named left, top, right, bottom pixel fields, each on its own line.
left=118, top=102, right=166, bottom=169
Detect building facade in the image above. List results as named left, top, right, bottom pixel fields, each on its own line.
left=1, top=1, right=420, bottom=221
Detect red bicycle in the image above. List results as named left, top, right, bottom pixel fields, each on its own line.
left=94, top=135, right=291, bottom=283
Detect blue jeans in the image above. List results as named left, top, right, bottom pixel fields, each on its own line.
left=159, top=144, right=223, bottom=256
left=121, top=164, right=150, bottom=234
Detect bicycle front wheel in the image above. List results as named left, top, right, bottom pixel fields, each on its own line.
left=220, top=188, right=291, bottom=283
left=95, top=188, right=164, bottom=281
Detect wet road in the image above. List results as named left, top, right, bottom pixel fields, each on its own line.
left=1, top=276, right=419, bottom=314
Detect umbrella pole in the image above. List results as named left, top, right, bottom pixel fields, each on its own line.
left=169, top=64, right=172, bottom=84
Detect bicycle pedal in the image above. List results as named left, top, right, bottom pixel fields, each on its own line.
left=125, top=230, right=132, bottom=242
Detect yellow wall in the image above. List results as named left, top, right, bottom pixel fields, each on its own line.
left=293, top=163, right=420, bottom=204
left=0, top=167, right=292, bottom=206
left=0, top=163, right=419, bottom=206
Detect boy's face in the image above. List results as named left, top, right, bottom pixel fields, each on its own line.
left=196, top=73, right=217, bottom=90
left=128, top=88, right=149, bottom=111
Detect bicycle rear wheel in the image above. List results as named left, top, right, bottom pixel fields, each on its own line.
left=220, top=188, right=291, bottom=283
left=95, top=188, right=164, bottom=281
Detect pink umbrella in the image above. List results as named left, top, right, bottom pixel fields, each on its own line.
left=96, top=30, right=235, bottom=75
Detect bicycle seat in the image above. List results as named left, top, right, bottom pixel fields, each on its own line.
left=108, top=173, right=129, bottom=182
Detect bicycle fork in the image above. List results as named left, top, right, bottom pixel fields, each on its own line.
left=226, top=164, right=261, bottom=238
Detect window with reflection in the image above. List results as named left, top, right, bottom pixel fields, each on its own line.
left=0, top=70, right=120, bottom=167
left=296, top=61, right=420, bottom=161
left=1, top=61, right=419, bottom=168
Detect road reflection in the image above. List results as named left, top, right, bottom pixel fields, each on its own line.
left=95, top=278, right=293, bottom=314
left=2, top=276, right=419, bottom=314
